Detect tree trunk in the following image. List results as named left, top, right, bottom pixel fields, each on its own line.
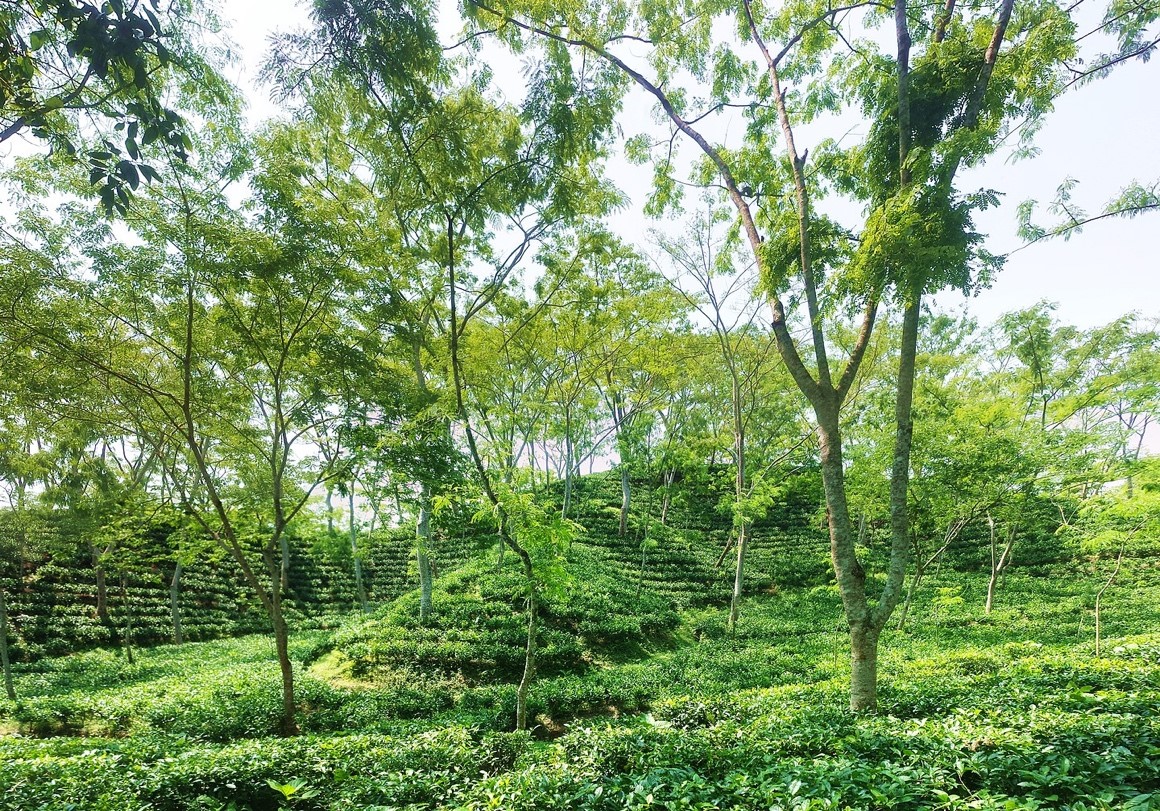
left=169, top=560, right=184, bottom=645
left=279, top=533, right=291, bottom=593
left=728, top=524, right=748, bottom=631
left=815, top=404, right=877, bottom=711
left=417, top=483, right=434, bottom=624
left=850, top=621, right=881, bottom=712
left=636, top=540, right=648, bottom=599
left=350, top=489, right=368, bottom=612
left=985, top=514, right=1015, bottom=615
left=515, top=574, right=538, bottom=731
left=619, top=465, right=631, bottom=537
left=660, top=469, right=673, bottom=526
left=325, top=486, right=336, bottom=536
left=269, top=545, right=297, bottom=735
left=0, top=586, right=15, bottom=700
left=728, top=370, right=747, bottom=632
left=93, top=559, right=109, bottom=624
left=562, top=410, right=574, bottom=518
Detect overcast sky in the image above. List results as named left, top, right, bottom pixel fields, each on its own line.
left=221, top=1, right=1159, bottom=331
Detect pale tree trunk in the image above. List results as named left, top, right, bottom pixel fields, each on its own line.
left=417, top=483, right=434, bottom=624
left=350, top=489, right=368, bottom=613
left=619, top=466, right=631, bottom=537
left=325, top=487, right=336, bottom=536
left=897, top=517, right=964, bottom=632
left=0, top=585, right=15, bottom=700
left=727, top=369, right=749, bottom=631
left=515, top=565, right=538, bottom=731
left=985, top=514, right=1015, bottom=615
left=660, top=469, right=674, bottom=526
left=268, top=540, right=297, bottom=735
left=279, top=533, right=291, bottom=592
left=169, top=561, right=184, bottom=645
left=728, top=524, right=748, bottom=630
left=445, top=212, right=538, bottom=730
left=608, top=386, right=632, bottom=537
left=562, top=408, right=574, bottom=518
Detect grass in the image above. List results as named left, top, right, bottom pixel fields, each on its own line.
left=0, top=535, right=1157, bottom=809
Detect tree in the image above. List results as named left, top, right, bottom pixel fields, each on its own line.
left=469, top=0, right=1119, bottom=711
left=1, top=129, right=368, bottom=732
left=657, top=208, right=800, bottom=629
left=0, top=0, right=222, bottom=209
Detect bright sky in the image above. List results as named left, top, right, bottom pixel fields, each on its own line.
left=221, top=1, right=1160, bottom=332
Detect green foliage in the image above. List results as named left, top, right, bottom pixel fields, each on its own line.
left=319, top=545, right=680, bottom=685
left=0, top=544, right=1157, bottom=809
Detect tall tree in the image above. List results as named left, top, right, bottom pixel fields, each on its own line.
left=470, top=0, right=1110, bottom=710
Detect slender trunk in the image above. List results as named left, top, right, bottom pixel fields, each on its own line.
left=816, top=405, right=878, bottom=711
left=985, top=515, right=1015, bottom=615
left=417, top=483, right=434, bottom=624
left=728, top=370, right=747, bottom=632
left=279, top=533, right=291, bottom=594
left=562, top=409, right=574, bottom=518
left=878, top=298, right=920, bottom=624
left=169, top=561, right=184, bottom=645
left=0, top=586, right=15, bottom=700
left=660, top=470, right=673, bottom=526
left=269, top=542, right=297, bottom=735
left=119, top=574, right=135, bottom=666
left=350, top=489, right=368, bottom=612
left=715, top=532, right=736, bottom=569
left=637, top=541, right=648, bottom=599
left=515, top=571, right=538, bottom=731
left=445, top=211, right=537, bottom=732
left=896, top=567, right=921, bottom=632
left=325, top=487, right=336, bottom=536
left=728, top=524, right=748, bottom=631
left=1094, top=542, right=1125, bottom=657
left=93, top=557, right=109, bottom=624
left=619, top=466, right=631, bottom=537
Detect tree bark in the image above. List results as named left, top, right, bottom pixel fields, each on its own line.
left=728, top=368, right=748, bottom=632
left=350, top=489, right=368, bottom=612
left=417, top=483, right=434, bottom=624
left=515, top=568, right=538, bottom=732
left=169, top=560, right=184, bottom=645
left=660, top=469, right=673, bottom=526
left=562, top=408, right=574, bottom=518
left=985, top=514, right=1015, bottom=615
left=728, top=524, right=748, bottom=631
left=0, top=586, right=15, bottom=700
left=619, top=465, right=631, bottom=537
left=850, top=622, right=881, bottom=712
left=269, top=542, right=297, bottom=735
left=445, top=210, right=538, bottom=731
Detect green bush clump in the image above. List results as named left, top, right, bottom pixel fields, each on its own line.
left=318, top=546, right=680, bottom=686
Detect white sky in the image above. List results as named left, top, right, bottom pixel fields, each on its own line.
left=220, top=0, right=1160, bottom=332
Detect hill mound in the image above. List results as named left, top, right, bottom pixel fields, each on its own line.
left=310, top=543, right=681, bottom=686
